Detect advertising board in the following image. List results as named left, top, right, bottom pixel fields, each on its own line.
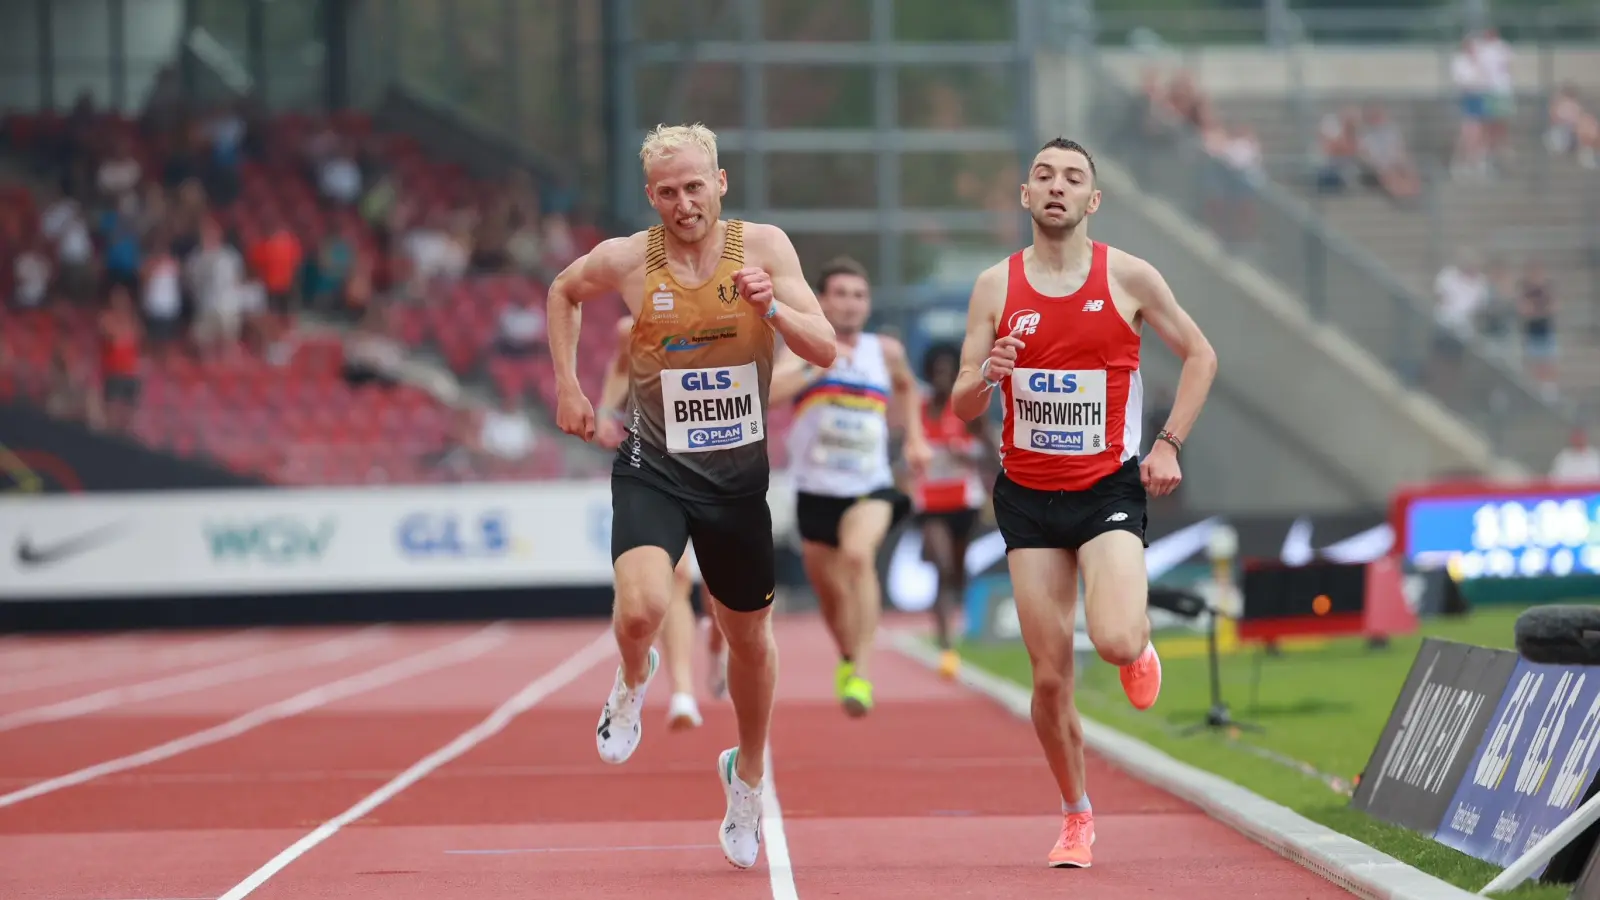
left=0, top=482, right=611, bottom=599
left=1354, top=637, right=1600, bottom=882
left=1350, top=638, right=1522, bottom=833
left=1433, top=657, right=1600, bottom=872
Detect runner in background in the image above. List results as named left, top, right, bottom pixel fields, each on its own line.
left=770, top=257, right=932, bottom=718
left=911, top=341, right=998, bottom=679
left=596, top=315, right=728, bottom=728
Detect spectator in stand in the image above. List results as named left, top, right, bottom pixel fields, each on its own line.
left=95, top=135, right=142, bottom=208
left=139, top=229, right=184, bottom=351
left=40, top=185, right=95, bottom=303
left=301, top=229, right=356, bottom=313
left=247, top=220, right=303, bottom=314
left=43, top=347, right=104, bottom=429
left=101, top=193, right=145, bottom=295
left=1355, top=105, right=1421, bottom=202
left=1478, top=255, right=1519, bottom=361
left=538, top=212, right=579, bottom=278
left=469, top=199, right=514, bottom=274
left=401, top=209, right=469, bottom=289
left=1546, top=83, right=1600, bottom=170
left=1312, top=106, right=1362, bottom=193
left=186, top=217, right=247, bottom=361
left=341, top=304, right=403, bottom=388
left=98, top=285, right=143, bottom=429
left=12, top=237, right=50, bottom=311
left=1519, top=257, right=1557, bottom=398
left=1551, top=429, right=1600, bottom=482
left=473, top=393, right=537, bottom=465
left=1476, top=28, right=1516, bottom=169
left=1430, top=248, right=1488, bottom=388
left=494, top=295, right=545, bottom=358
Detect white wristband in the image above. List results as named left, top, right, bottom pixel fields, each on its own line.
left=979, top=358, right=1001, bottom=390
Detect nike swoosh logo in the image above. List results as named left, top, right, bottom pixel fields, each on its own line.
left=15, top=522, right=127, bottom=567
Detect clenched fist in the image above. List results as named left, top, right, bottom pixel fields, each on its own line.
left=732, top=267, right=774, bottom=317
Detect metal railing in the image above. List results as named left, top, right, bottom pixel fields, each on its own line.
left=1092, top=5, right=1600, bottom=50
left=1067, top=51, right=1579, bottom=472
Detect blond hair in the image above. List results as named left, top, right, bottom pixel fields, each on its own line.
left=639, top=123, right=719, bottom=174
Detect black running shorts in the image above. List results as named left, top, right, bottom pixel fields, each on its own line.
left=611, top=472, right=777, bottom=613
left=917, top=508, right=981, bottom=544
left=991, top=457, right=1148, bottom=553
left=795, top=487, right=912, bottom=548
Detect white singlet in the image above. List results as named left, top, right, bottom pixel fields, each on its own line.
left=785, top=333, right=895, bottom=497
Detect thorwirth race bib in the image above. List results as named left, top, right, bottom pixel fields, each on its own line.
left=1009, top=368, right=1107, bottom=455
left=660, top=362, right=765, bottom=453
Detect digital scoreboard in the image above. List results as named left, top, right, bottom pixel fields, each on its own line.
left=1395, top=482, right=1600, bottom=580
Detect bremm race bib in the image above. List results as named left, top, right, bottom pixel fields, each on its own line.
left=660, top=362, right=765, bottom=453
left=1010, top=368, right=1107, bottom=455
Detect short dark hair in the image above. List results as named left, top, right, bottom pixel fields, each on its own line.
left=815, top=256, right=870, bottom=295
left=1036, top=137, right=1096, bottom=179
left=922, top=341, right=962, bottom=381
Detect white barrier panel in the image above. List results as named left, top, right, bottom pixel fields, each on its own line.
left=1, top=475, right=799, bottom=600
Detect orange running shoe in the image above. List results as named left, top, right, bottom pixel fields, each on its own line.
left=1047, top=811, right=1095, bottom=868
left=1119, top=642, right=1162, bottom=711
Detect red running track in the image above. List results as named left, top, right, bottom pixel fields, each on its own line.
left=0, top=616, right=1356, bottom=899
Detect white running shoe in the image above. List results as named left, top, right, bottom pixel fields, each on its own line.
left=667, top=691, right=702, bottom=731
left=596, top=646, right=659, bottom=765
left=717, top=747, right=764, bottom=869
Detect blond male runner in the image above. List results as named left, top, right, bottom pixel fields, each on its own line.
left=768, top=257, right=931, bottom=718
left=548, top=122, right=837, bottom=870
left=597, top=314, right=730, bottom=726
left=950, top=138, right=1217, bottom=869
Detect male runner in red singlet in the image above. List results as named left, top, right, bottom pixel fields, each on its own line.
left=910, top=341, right=997, bottom=679
left=950, top=138, right=1217, bottom=869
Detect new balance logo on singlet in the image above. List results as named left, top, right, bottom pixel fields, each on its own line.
left=1082, top=299, right=1104, bottom=312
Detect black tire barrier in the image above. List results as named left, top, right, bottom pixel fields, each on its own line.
left=1514, top=604, right=1600, bottom=665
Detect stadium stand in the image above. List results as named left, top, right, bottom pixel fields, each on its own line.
left=1188, top=60, right=1600, bottom=408
left=0, top=104, right=670, bottom=486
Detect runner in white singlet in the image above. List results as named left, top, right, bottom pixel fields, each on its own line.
left=769, top=256, right=931, bottom=717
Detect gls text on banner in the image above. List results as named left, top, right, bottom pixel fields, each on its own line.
left=0, top=482, right=621, bottom=599
left=1352, top=638, right=1600, bottom=880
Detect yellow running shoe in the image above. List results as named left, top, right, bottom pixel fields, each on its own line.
left=937, top=649, right=961, bottom=680
left=840, top=674, right=874, bottom=718
left=834, top=659, right=855, bottom=697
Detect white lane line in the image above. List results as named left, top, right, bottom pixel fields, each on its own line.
left=445, top=844, right=722, bottom=854
left=0, top=626, right=390, bottom=733
left=215, top=631, right=615, bottom=900
left=0, top=631, right=269, bottom=697
left=0, top=624, right=510, bottom=810
left=762, top=743, right=799, bottom=900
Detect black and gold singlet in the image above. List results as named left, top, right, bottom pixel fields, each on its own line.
left=613, top=220, right=776, bottom=501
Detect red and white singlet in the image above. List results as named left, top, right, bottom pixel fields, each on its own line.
left=995, top=241, right=1143, bottom=493
left=914, top=397, right=986, bottom=513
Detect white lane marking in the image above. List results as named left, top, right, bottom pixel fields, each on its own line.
left=215, top=632, right=614, bottom=899
left=0, top=624, right=510, bottom=810
left=445, top=844, right=722, bottom=854
left=0, top=626, right=389, bottom=733
left=762, top=743, right=799, bottom=900
left=0, top=631, right=268, bottom=697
